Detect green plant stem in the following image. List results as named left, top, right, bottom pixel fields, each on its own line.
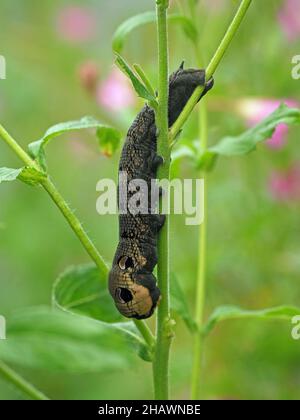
left=0, top=123, right=107, bottom=276
left=153, top=0, right=172, bottom=401
left=0, top=124, right=155, bottom=352
left=169, top=0, right=252, bottom=141
left=41, top=177, right=108, bottom=277
left=188, top=0, right=252, bottom=400
left=134, top=319, right=155, bottom=348
left=0, top=359, right=49, bottom=400
left=191, top=188, right=207, bottom=399
left=206, top=0, right=252, bottom=77
left=0, top=125, right=39, bottom=169
left=42, top=182, right=155, bottom=348
left=187, top=0, right=209, bottom=400
left=133, top=63, right=156, bottom=99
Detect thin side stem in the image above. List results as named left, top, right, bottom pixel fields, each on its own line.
left=0, top=125, right=155, bottom=353
left=187, top=1, right=210, bottom=397
left=0, top=123, right=107, bottom=276
left=189, top=0, right=252, bottom=399
left=0, top=125, right=38, bottom=169
left=169, top=0, right=252, bottom=141
left=0, top=360, right=49, bottom=400
left=41, top=177, right=108, bottom=277
left=153, top=0, right=172, bottom=401
left=134, top=319, right=155, bottom=348
left=191, top=181, right=207, bottom=399
left=191, top=104, right=208, bottom=400
left=205, top=0, right=252, bottom=77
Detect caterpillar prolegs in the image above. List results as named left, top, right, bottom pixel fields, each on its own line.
left=109, top=63, right=214, bottom=319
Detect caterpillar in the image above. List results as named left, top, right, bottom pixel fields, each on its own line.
left=109, top=62, right=214, bottom=319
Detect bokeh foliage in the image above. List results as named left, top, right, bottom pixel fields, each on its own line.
left=0, top=0, right=299, bottom=400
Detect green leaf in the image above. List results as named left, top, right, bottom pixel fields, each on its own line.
left=28, top=116, right=122, bottom=169
left=115, top=54, right=156, bottom=103
left=97, top=126, right=122, bottom=157
left=112, top=12, right=157, bottom=53
left=170, top=139, right=198, bottom=178
left=53, top=263, right=152, bottom=363
left=170, top=273, right=197, bottom=333
left=196, top=150, right=217, bottom=172
left=133, top=63, right=157, bottom=110
left=0, top=167, right=46, bottom=186
left=112, top=12, right=197, bottom=53
left=203, top=305, right=300, bottom=337
left=211, top=105, right=300, bottom=156
left=0, top=167, right=23, bottom=183
left=0, top=306, right=135, bottom=372
left=197, top=104, right=300, bottom=171
left=133, top=64, right=156, bottom=98
left=168, top=14, right=198, bottom=43
left=171, top=140, right=197, bottom=165
left=53, top=263, right=122, bottom=323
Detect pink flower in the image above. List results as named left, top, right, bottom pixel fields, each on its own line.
left=278, top=0, right=300, bottom=41
left=96, top=68, right=135, bottom=112
left=78, top=61, right=99, bottom=94
left=268, top=164, right=300, bottom=202
left=238, top=98, right=299, bottom=150
left=56, top=6, right=96, bottom=44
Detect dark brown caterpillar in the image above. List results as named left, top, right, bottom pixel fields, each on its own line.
left=109, top=63, right=214, bottom=319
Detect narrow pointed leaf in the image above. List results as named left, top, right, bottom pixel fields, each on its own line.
left=28, top=117, right=122, bottom=169
left=203, top=305, right=300, bottom=336
left=112, top=12, right=197, bottom=53
left=115, top=54, right=156, bottom=102
left=0, top=167, right=46, bottom=186
left=197, top=104, right=300, bottom=171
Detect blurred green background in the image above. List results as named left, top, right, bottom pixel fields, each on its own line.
left=0, top=0, right=299, bottom=400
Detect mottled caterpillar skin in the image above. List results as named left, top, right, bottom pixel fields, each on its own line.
left=109, top=63, right=214, bottom=319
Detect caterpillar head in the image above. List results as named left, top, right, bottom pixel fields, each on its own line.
left=108, top=255, right=160, bottom=319
left=168, top=62, right=214, bottom=126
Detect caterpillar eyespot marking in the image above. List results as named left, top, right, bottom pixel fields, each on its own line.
left=109, top=63, right=214, bottom=319
left=118, top=256, right=134, bottom=270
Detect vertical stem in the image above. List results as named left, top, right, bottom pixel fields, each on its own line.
left=191, top=104, right=208, bottom=400
left=134, top=318, right=155, bottom=349
left=153, top=0, right=172, bottom=400
left=0, top=360, right=49, bottom=400
left=186, top=0, right=209, bottom=398
left=190, top=0, right=252, bottom=400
